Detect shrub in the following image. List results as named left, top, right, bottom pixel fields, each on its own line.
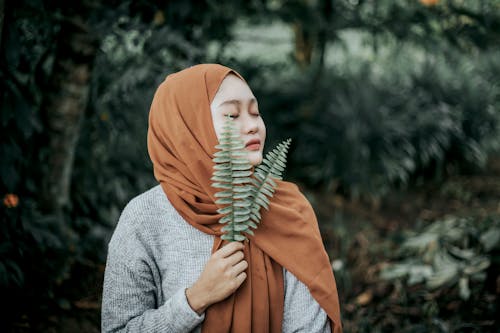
left=250, top=47, right=500, bottom=199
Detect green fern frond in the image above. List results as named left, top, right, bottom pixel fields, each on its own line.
left=255, top=139, right=291, bottom=181
left=211, top=115, right=291, bottom=241
left=211, top=115, right=254, bottom=242
left=248, top=139, right=292, bottom=221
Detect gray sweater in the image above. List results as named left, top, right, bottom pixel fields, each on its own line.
left=102, top=185, right=330, bottom=333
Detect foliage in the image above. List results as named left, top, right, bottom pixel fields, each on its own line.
left=251, top=46, right=500, bottom=199
left=0, top=0, right=248, bottom=324
left=380, top=215, right=500, bottom=300
left=212, top=116, right=255, bottom=241
left=1, top=0, right=500, bottom=330
left=250, top=138, right=291, bottom=211
left=336, top=212, right=500, bottom=332
left=211, top=116, right=290, bottom=241
left=263, top=0, right=500, bottom=67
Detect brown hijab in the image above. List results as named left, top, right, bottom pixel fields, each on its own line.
left=147, top=64, right=342, bottom=333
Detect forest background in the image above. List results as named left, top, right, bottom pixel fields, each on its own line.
left=1, top=0, right=500, bottom=332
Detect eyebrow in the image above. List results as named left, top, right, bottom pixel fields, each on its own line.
left=218, top=98, right=258, bottom=108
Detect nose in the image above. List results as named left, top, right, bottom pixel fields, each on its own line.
left=241, top=113, right=258, bottom=134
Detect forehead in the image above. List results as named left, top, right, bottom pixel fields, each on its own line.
left=214, top=74, right=255, bottom=102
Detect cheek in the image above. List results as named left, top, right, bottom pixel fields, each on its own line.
left=215, top=123, right=224, bottom=141
left=211, top=115, right=224, bottom=141
left=260, top=120, right=266, bottom=137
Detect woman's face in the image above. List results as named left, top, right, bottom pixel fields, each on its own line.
left=211, top=74, right=266, bottom=166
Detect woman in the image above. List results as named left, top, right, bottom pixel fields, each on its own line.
left=102, top=64, right=342, bottom=333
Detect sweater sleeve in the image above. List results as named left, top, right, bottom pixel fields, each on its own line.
left=282, top=269, right=331, bottom=333
left=101, top=204, right=205, bottom=333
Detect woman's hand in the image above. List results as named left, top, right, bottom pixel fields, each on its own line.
left=186, top=241, right=248, bottom=314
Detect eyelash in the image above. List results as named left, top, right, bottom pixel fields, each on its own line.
left=226, top=112, right=260, bottom=119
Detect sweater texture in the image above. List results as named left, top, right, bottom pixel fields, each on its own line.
left=102, top=185, right=330, bottom=332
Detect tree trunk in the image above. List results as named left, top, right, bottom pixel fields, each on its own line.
left=293, top=22, right=315, bottom=70
left=39, top=16, right=98, bottom=214
left=312, top=0, right=332, bottom=83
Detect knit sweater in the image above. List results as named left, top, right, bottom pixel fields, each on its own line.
left=102, top=185, right=331, bottom=333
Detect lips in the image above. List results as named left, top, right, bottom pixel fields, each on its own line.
left=245, top=139, right=261, bottom=151
left=245, top=139, right=260, bottom=147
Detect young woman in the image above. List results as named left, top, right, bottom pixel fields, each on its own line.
left=101, top=64, right=342, bottom=333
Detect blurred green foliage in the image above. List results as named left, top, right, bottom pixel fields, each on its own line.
left=1, top=0, right=500, bottom=330
left=377, top=214, right=500, bottom=331
left=381, top=215, right=499, bottom=297
left=254, top=47, right=500, bottom=198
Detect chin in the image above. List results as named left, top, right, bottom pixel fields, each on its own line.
left=249, top=158, right=261, bottom=166
left=248, top=152, right=263, bottom=166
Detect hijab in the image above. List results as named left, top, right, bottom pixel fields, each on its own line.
left=147, top=63, right=342, bottom=333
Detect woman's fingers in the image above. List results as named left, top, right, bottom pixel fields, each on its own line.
left=225, top=250, right=244, bottom=266
left=216, top=241, right=244, bottom=258
left=231, top=260, right=248, bottom=276
left=235, top=271, right=247, bottom=287
left=189, top=242, right=248, bottom=307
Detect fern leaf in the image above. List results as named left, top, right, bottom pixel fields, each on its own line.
left=211, top=114, right=292, bottom=240
left=247, top=138, right=292, bottom=217
left=211, top=115, right=253, bottom=241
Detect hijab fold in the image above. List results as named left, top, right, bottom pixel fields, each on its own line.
left=147, top=64, right=342, bottom=333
